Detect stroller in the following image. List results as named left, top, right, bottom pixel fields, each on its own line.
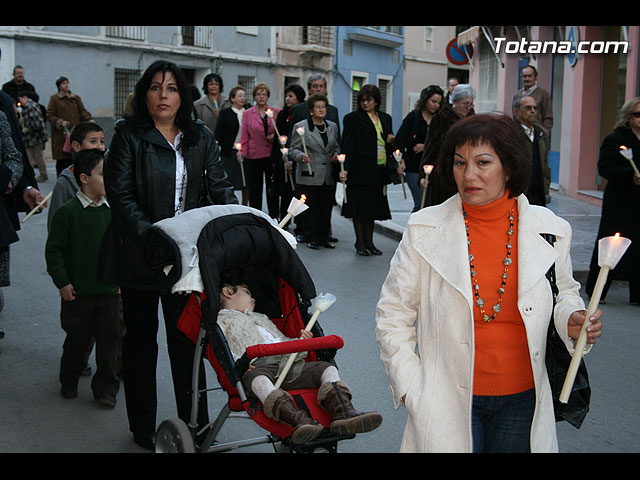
left=146, top=205, right=353, bottom=453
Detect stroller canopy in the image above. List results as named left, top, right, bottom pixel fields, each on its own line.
left=150, top=205, right=317, bottom=332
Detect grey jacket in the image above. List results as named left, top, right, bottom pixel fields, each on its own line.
left=288, top=118, right=339, bottom=187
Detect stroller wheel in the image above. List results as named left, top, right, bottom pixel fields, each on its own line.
left=155, top=418, right=196, bottom=453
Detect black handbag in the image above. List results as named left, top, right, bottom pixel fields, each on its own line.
left=542, top=233, right=591, bottom=429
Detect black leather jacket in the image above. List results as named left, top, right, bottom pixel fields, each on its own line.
left=99, top=117, right=238, bottom=291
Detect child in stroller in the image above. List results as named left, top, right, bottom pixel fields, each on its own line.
left=218, top=276, right=382, bottom=445
left=148, top=204, right=381, bottom=452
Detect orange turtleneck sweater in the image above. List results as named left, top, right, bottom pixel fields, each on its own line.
left=463, top=191, right=534, bottom=396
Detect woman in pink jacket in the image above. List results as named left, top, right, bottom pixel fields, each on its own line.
left=239, top=83, right=279, bottom=216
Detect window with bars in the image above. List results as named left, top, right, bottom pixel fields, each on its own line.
left=181, top=26, right=212, bottom=48
left=351, top=75, right=366, bottom=112
left=106, top=26, right=145, bottom=41
left=114, top=68, right=141, bottom=119
left=238, top=75, right=256, bottom=105
left=378, top=78, right=390, bottom=113
left=302, top=26, right=334, bottom=48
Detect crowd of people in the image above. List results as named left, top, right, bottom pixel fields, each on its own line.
left=1, top=57, right=638, bottom=454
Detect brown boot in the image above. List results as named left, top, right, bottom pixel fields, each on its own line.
left=318, top=381, right=383, bottom=435
left=263, top=389, right=324, bottom=444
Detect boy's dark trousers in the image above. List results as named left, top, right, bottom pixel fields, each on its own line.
left=59, top=294, right=122, bottom=398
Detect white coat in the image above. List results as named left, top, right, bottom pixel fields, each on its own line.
left=375, top=194, right=587, bottom=452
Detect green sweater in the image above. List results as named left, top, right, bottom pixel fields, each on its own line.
left=45, top=196, right=118, bottom=296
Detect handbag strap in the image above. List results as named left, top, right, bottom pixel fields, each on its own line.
left=541, top=233, right=558, bottom=298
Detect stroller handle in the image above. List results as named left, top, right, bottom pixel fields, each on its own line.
left=245, top=335, right=344, bottom=360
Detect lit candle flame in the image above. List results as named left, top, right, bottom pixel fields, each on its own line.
left=235, top=142, right=241, bottom=150
left=296, top=126, right=305, bottom=135
left=300, top=194, right=306, bottom=203
left=279, top=135, right=287, bottom=145
left=424, top=164, right=434, bottom=175
left=337, top=154, right=345, bottom=162
left=266, top=108, right=273, bottom=118
left=620, top=145, right=627, bottom=150
left=615, top=232, right=620, bottom=238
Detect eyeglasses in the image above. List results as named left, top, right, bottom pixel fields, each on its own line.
left=360, top=97, right=375, bottom=103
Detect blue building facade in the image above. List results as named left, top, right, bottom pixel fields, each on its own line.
left=333, top=26, right=404, bottom=129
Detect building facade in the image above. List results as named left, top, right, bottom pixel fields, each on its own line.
left=0, top=26, right=287, bottom=142
left=333, top=26, right=404, bottom=128
left=458, top=25, right=640, bottom=206
left=402, top=26, right=471, bottom=117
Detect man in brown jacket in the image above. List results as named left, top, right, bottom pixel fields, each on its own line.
left=46, top=76, right=92, bottom=175
left=513, top=65, right=553, bottom=132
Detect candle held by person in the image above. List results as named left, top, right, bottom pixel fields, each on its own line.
left=420, top=164, right=434, bottom=209
left=296, top=126, right=312, bottom=175
left=337, top=154, right=347, bottom=203
left=266, top=108, right=281, bottom=139
left=559, top=233, right=631, bottom=404
left=274, top=292, right=337, bottom=389
left=393, top=149, right=407, bottom=200
left=234, top=142, right=247, bottom=187
left=277, top=194, right=308, bottom=229
left=619, top=145, right=640, bottom=175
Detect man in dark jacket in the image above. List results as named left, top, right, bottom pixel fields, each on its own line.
left=513, top=94, right=550, bottom=206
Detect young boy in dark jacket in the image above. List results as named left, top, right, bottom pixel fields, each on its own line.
left=45, top=148, right=121, bottom=407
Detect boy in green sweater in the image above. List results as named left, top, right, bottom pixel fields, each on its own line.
left=45, top=149, right=121, bottom=408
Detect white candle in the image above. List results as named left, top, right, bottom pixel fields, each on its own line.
left=394, top=149, right=407, bottom=200
left=280, top=147, right=289, bottom=182
left=619, top=145, right=640, bottom=176
left=420, top=165, right=434, bottom=209
left=281, top=147, right=295, bottom=191
left=273, top=292, right=337, bottom=389
left=278, top=195, right=308, bottom=229
left=337, top=154, right=347, bottom=203
left=234, top=142, right=246, bottom=187
left=559, top=233, right=631, bottom=404
left=296, top=126, right=312, bottom=174
left=21, top=191, right=52, bottom=223
left=266, top=108, right=281, bottom=139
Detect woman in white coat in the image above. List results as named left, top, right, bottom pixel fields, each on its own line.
left=376, top=114, right=603, bottom=453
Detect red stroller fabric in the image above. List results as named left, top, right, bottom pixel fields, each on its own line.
left=177, top=279, right=342, bottom=440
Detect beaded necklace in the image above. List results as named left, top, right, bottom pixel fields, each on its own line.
left=463, top=207, right=514, bottom=322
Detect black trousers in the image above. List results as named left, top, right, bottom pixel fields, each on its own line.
left=120, top=288, right=209, bottom=436
left=59, top=294, right=122, bottom=398
left=298, top=183, right=334, bottom=243
left=245, top=156, right=278, bottom=217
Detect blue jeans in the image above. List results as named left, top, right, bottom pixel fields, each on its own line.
left=404, top=172, right=423, bottom=213
left=471, top=388, right=535, bottom=453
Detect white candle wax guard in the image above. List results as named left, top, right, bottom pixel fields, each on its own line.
left=311, top=292, right=336, bottom=313
left=287, top=196, right=309, bottom=216
left=598, top=234, right=632, bottom=268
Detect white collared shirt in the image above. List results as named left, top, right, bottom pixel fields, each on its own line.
left=166, top=132, right=186, bottom=215
left=520, top=123, right=534, bottom=142
left=76, top=190, right=109, bottom=208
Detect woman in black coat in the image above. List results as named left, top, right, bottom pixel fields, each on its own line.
left=586, top=97, right=640, bottom=305
left=215, top=86, right=248, bottom=204
left=270, top=84, right=305, bottom=222
left=101, top=60, right=237, bottom=450
left=395, top=85, right=443, bottom=212
left=340, top=85, right=394, bottom=256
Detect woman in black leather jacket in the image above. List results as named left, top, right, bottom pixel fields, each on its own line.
left=101, top=60, right=237, bottom=450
